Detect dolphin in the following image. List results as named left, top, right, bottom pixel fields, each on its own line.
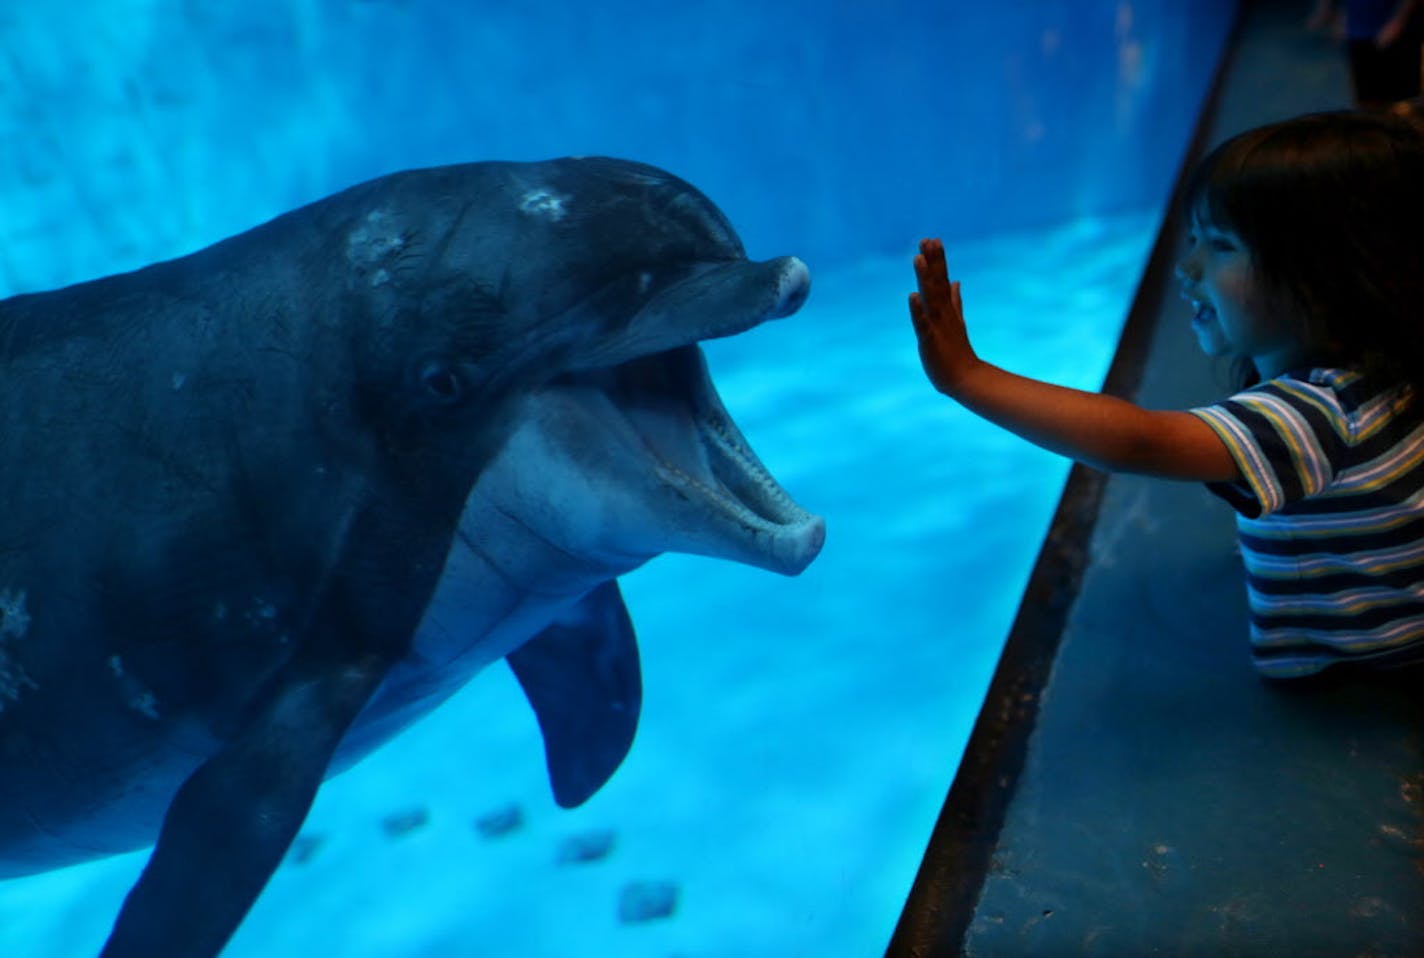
left=0, top=157, right=818, bottom=956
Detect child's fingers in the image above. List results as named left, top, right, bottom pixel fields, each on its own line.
left=914, top=255, right=944, bottom=299
left=915, top=240, right=951, bottom=293
left=911, top=239, right=962, bottom=338
left=918, top=238, right=947, bottom=277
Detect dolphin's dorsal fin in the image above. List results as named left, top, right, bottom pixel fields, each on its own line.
left=506, top=580, right=642, bottom=808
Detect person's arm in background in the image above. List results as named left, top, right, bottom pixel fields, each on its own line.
left=1378, top=0, right=1422, bottom=47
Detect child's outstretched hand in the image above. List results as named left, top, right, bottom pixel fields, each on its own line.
left=905, top=240, right=1240, bottom=480
left=909, top=238, right=977, bottom=396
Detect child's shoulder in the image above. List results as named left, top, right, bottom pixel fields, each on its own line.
left=1297, top=367, right=1419, bottom=432
left=1234, top=367, right=1418, bottom=439
left=1297, top=368, right=1358, bottom=390
left=1278, top=367, right=1397, bottom=407
left=1237, top=367, right=1358, bottom=402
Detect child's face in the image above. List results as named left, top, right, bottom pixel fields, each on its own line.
left=1175, top=215, right=1303, bottom=379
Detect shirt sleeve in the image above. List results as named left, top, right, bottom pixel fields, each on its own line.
left=1187, top=376, right=1347, bottom=518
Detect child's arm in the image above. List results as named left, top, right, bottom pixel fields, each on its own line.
left=909, top=238, right=1242, bottom=482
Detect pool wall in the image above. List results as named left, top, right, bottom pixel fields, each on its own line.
left=0, top=0, right=1233, bottom=293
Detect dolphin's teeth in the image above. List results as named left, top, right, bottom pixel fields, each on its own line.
left=702, top=416, right=803, bottom=526
left=634, top=398, right=806, bottom=536
left=561, top=342, right=819, bottom=572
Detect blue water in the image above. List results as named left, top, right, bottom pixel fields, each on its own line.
left=0, top=1, right=1233, bottom=955
left=0, top=215, right=1152, bottom=957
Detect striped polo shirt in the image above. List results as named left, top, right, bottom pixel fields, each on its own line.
left=1189, top=368, right=1424, bottom=679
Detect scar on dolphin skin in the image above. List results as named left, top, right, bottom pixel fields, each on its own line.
left=345, top=209, right=410, bottom=288
left=518, top=188, right=570, bottom=221
left=0, top=156, right=822, bottom=957
left=106, top=656, right=161, bottom=721
left=0, top=589, right=35, bottom=711
left=0, top=589, right=31, bottom=640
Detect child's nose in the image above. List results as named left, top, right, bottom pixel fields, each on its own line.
left=1174, top=252, right=1200, bottom=283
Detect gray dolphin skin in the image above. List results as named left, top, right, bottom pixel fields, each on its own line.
left=0, top=157, right=822, bottom=957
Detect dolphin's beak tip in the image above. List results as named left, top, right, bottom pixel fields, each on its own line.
left=776, top=515, right=826, bottom=577
left=772, top=258, right=812, bottom=319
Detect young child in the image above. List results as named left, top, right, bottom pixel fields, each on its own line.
left=909, top=110, right=1424, bottom=680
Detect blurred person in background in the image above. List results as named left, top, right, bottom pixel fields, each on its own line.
left=1307, top=0, right=1424, bottom=109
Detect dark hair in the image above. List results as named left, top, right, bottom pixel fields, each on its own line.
left=1183, top=111, right=1424, bottom=392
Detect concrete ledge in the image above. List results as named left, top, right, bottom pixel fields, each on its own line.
left=889, top=2, right=1424, bottom=954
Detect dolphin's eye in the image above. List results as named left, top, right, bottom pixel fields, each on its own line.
left=417, top=360, right=464, bottom=403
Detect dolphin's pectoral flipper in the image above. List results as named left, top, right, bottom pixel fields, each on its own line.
left=99, top=649, right=393, bottom=958
left=507, top=580, right=642, bottom=808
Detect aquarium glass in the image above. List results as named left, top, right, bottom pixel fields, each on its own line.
left=0, top=1, right=1234, bottom=955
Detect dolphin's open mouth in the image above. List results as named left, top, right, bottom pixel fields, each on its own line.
left=553, top=344, right=825, bottom=576
left=473, top=252, right=822, bottom=579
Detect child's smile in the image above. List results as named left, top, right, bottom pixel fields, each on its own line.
left=1175, top=218, right=1307, bottom=378
left=1186, top=298, right=1227, bottom=355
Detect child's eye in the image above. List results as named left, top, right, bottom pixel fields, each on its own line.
left=1197, top=229, right=1240, bottom=252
